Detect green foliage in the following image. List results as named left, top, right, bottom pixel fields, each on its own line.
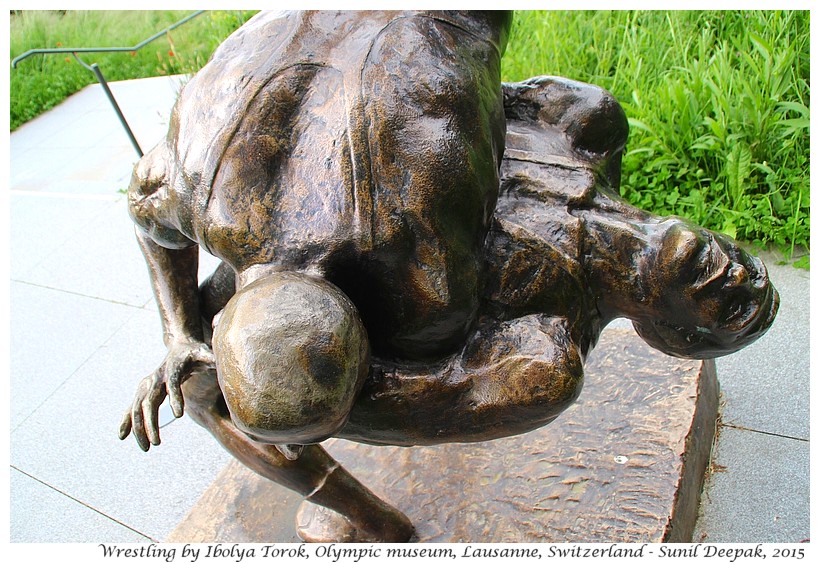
left=10, top=10, right=257, bottom=130
left=503, top=10, right=809, bottom=260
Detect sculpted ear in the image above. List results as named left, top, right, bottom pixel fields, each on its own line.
left=502, top=76, right=628, bottom=157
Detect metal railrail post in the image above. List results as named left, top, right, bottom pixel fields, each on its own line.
left=74, top=55, right=144, bottom=157
left=10, top=11, right=205, bottom=68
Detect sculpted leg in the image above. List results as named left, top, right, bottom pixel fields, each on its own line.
left=188, top=269, right=415, bottom=541
left=181, top=368, right=414, bottom=542
left=296, top=314, right=584, bottom=538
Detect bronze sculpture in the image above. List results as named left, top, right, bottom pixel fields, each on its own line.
left=119, top=11, right=778, bottom=542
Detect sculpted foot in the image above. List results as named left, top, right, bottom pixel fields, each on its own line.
left=295, top=501, right=414, bottom=543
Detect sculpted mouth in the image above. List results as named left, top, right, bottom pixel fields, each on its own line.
left=745, top=253, right=779, bottom=335
left=758, top=285, right=780, bottom=332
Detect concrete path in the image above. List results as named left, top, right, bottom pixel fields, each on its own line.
left=8, top=76, right=810, bottom=543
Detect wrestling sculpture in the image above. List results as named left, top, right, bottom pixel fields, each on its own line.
left=119, top=11, right=778, bottom=542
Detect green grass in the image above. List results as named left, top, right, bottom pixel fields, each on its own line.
left=502, top=10, right=809, bottom=263
left=11, top=10, right=809, bottom=262
left=10, top=10, right=256, bottom=130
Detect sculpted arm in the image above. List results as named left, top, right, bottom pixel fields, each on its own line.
left=341, top=314, right=583, bottom=446
left=119, top=148, right=215, bottom=450
left=136, top=230, right=204, bottom=350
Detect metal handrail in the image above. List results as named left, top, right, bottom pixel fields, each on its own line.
left=11, top=10, right=206, bottom=157
left=11, top=10, right=205, bottom=68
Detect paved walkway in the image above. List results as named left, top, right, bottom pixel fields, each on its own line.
left=8, top=76, right=810, bottom=543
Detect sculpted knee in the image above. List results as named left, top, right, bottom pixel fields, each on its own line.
left=212, top=272, right=370, bottom=445
left=466, top=315, right=584, bottom=417
left=516, top=341, right=584, bottom=413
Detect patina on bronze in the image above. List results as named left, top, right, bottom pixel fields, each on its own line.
left=119, top=11, right=778, bottom=542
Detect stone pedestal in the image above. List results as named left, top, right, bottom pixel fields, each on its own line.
left=167, top=328, right=718, bottom=543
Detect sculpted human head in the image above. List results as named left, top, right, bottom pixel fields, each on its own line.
left=212, top=272, right=370, bottom=444
left=632, top=218, right=779, bottom=359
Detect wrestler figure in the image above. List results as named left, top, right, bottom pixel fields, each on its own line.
left=122, top=10, right=511, bottom=541
left=119, top=11, right=777, bottom=542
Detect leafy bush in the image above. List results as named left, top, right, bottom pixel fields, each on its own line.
left=503, top=10, right=809, bottom=259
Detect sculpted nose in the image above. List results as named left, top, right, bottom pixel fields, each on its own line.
left=724, top=263, right=749, bottom=289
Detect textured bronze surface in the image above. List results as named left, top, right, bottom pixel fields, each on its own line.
left=120, top=11, right=778, bottom=542
left=168, top=329, right=718, bottom=543
left=213, top=272, right=370, bottom=446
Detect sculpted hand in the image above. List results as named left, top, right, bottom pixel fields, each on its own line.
left=118, top=339, right=215, bottom=451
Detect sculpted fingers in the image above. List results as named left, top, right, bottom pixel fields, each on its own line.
left=165, top=356, right=186, bottom=418
left=121, top=343, right=213, bottom=451
left=166, top=343, right=214, bottom=418
left=118, top=408, right=133, bottom=441
left=144, top=379, right=166, bottom=446
left=124, top=372, right=165, bottom=452
left=130, top=382, right=151, bottom=452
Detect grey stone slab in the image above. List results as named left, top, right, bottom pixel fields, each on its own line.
left=10, top=115, right=63, bottom=151
left=22, top=199, right=155, bottom=307
left=58, top=76, right=181, bottom=155
left=12, top=197, right=218, bottom=308
left=10, top=127, right=133, bottom=192
left=8, top=146, right=49, bottom=189
left=10, top=281, right=139, bottom=429
left=9, top=142, right=37, bottom=168
left=9, top=74, right=174, bottom=144
left=10, top=77, right=181, bottom=194
left=10, top=307, right=232, bottom=541
left=10, top=193, right=119, bottom=278
left=10, top=468, right=149, bottom=543
left=693, top=426, right=809, bottom=543
left=11, top=78, right=176, bottom=152
left=10, top=147, right=91, bottom=191
left=34, top=107, right=125, bottom=150
left=11, top=141, right=135, bottom=189
left=20, top=180, right=127, bottom=197
left=714, top=253, right=809, bottom=440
